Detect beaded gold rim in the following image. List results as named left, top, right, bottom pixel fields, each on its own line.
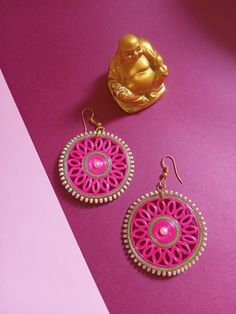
left=123, top=190, right=207, bottom=277
left=58, top=130, right=134, bottom=204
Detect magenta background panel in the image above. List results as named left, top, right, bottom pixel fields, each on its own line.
left=1, top=1, right=236, bottom=313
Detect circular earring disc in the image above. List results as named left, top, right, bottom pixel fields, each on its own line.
left=123, top=190, right=207, bottom=277
left=59, top=131, right=134, bottom=204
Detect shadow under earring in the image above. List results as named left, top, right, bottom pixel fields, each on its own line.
left=59, top=108, right=134, bottom=204
left=123, top=155, right=207, bottom=277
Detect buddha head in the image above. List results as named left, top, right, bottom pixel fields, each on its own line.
left=118, top=34, right=143, bottom=62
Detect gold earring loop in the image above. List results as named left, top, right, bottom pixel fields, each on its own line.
left=81, top=107, right=104, bottom=133
left=157, top=155, right=182, bottom=194
left=81, top=107, right=95, bottom=133
left=161, top=155, right=183, bottom=184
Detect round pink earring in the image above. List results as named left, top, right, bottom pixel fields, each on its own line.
left=59, top=107, right=134, bottom=204
left=123, top=155, right=207, bottom=277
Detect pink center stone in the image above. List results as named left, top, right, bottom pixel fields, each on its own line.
left=151, top=217, right=178, bottom=245
left=85, top=153, right=109, bottom=176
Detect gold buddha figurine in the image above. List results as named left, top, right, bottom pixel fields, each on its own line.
left=108, top=34, right=168, bottom=113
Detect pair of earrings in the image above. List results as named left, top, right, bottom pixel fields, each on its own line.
left=58, top=108, right=207, bottom=277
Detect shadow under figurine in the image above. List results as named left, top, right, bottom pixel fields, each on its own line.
left=108, top=34, right=168, bottom=113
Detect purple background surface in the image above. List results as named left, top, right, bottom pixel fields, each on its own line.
left=1, top=1, right=236, bottom=313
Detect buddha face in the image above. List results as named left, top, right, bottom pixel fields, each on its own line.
left=118, top=34, right=143, bottom=62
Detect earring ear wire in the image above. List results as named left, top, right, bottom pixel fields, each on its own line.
left=81, top=107, right=104, bottom=133
left=157, top=155, right=182, bottom=194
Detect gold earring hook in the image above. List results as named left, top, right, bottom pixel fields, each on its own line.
left=157, top=155, right=183, bottom=194
left=81, top=107, right=105, bottom=133
left=161, top=155, right=183, bottom=184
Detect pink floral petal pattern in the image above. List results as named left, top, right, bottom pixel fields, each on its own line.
left=59, top=132, right=134, bottom=203
left=124, top=193, right=206, bottom=275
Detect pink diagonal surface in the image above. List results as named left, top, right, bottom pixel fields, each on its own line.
left=0, top=70, right=108, bottom=314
